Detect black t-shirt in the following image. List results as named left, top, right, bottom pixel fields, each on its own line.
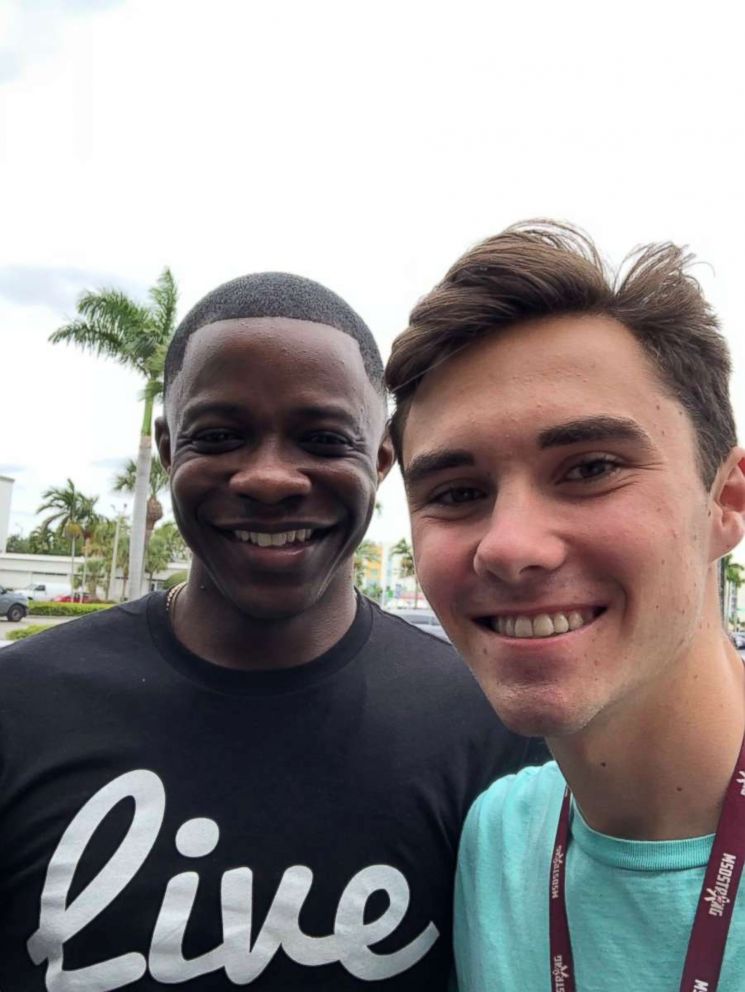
left=0, top=593, right=536, bottom=990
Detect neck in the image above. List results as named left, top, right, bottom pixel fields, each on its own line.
left=549, top=633, right=745, bottom=841
left=169, top=570, right=357, bottom=672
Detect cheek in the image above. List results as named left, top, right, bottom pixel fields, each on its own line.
left=412, top=523, right=471, bottom=604
left=169, top=462, right=202, bottom=506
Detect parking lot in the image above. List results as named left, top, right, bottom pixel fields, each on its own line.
left=0, top=615, right=74, bottom=647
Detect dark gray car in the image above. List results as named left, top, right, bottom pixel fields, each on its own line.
left=0, top=588, right=28, bottom=623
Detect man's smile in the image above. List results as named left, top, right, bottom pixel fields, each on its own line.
left=208, top=520, right=339, bottom=570
left=218, top=526, right=323, bottom=547
left=474, top=605, right=607, bottom=641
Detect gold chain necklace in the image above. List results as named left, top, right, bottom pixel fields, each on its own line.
left=165, top=581, right=186, bottom=616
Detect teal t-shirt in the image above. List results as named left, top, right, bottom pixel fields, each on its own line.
left=454, top=761, right=745, bottom=991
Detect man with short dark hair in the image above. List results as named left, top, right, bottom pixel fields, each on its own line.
left=387, top=223, right=745, bottom=990
left=0, top=272, right=534, bottom=991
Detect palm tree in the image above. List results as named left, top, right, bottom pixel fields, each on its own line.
left=353, top=540, right=381, bottom=589
left=152, top=520, right=189, bottom=562
left=50, top=268, right=178, bottom=601
left=113, top=457, right=170, bottom=548
left=76, top=557, right=107, bottom=599
left=37, top=480, right=99, bottom=600
left=391, top=537, right=421, bottom=608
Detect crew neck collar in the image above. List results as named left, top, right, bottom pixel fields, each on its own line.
left=147, top=591, right=373, bottom=696
left=570, top=797, right=714, bottom=872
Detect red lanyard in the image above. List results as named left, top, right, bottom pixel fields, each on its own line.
left=549, top=734, right=745, bottom=992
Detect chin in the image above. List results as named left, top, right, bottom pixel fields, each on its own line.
left=232, top=594, right=319, bottom=622
left=206, top=579, right=321, bottom=622
left=479, top=683, right=595, bottom=740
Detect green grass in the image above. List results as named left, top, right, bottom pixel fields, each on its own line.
left=6, top=624, right=53, bottom=641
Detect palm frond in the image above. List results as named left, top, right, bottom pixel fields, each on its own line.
left=77, top=290, right=150, bottom=339
left=140, top=376, right=164, bottom=404
left=51, top=289, right=152, bottom=376
left=148, top=268, right=179, bottom=339
left=112, top=460, right=137, bottom=493
left=112, top=456, right=169, bottom=498
left=49, top=320, right=126, bottom=360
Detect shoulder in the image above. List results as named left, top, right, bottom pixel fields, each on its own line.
left=364, top=599, right=499, bottom=707
left=460, top=761, right=565, bottom=867
left=366, top=599, right=468, bottom=670
left=362, top=599, right=533, bottom=776
left=0, top=595, right=153, bottom=682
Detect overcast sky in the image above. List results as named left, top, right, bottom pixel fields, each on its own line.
left=1, top=0, right=743, bottom=561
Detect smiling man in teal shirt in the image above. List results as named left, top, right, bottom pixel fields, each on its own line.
left=387, top=222, right=745, bottom=990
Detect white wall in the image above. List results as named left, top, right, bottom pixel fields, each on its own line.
left=0, top=477, right=13, bottom=554
left=0, top=551, right=188, bottom=598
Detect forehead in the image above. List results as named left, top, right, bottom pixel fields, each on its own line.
left=403, top=314, right=695, bottom=462
left=170, top=316, right=378, bottom=419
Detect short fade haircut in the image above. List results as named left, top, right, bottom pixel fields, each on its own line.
left=164, top=271, right=384, bottom=400
left=385, top=220, right=736, bottom=488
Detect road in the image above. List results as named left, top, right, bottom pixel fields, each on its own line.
left=0, top=615, right=75, bottom=646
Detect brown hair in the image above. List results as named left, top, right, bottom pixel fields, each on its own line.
left=385, top=220, right=736, bottom=487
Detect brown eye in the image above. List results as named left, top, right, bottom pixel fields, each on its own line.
left=433, top=487, right=483, bottom=505
left=191, top=429, right=241, bottom=449
left=564, top=457, right=621, bottom=482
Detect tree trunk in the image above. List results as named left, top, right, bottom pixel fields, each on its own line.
left=70, top=535, right=76, bottom=599
left=126, top=395, right=154, bottom=600
left=81, top=547, right=88, bottom=604
left=108, top=512, right=124, bottom=602
left=146, top=496, right=163, bottom=545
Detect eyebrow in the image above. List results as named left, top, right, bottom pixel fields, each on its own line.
left=403, top=416, right=654, bottom=488
left=179, top=400, right=363, bottom=432
left=537, top=416, right=654, bottom=450
left=181, top=400, right=358, bottom=420
left=403, top=449, right=475, bottom=489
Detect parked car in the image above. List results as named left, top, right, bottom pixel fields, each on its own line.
left=52, top=593, right=94, bottom=603
left=386, top=608, right=451, bottom=643
left=731, top=631, right=745, bottom=650
left=0, top=587, right=28, bottom=623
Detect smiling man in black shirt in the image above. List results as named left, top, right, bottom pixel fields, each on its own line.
left=0, top=273, right=538, bottom=991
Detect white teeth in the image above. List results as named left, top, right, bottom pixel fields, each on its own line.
left=234, top=528, right=315, bottom=546
left=552, top=613, right=570, bottom=634
left=532, top=614, right=554, bottom=638
left=514, top=616, right=533, bottom=638
left=495, top=608, right=597, bottom=638
left=568, top=611, right=584, bottom=630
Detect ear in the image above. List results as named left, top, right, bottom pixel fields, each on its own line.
left=154, top=416, right=172, bottom=473
left=710, top=447, right=745, bottom=559
left=377, top=431, right=395, bottom=485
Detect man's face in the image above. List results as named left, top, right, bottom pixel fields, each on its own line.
left=157, top=317, right=391, bottom=620
left=402, top=314, right=730, bottom=739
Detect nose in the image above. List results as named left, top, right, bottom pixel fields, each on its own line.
left=473, top=486, right=568, bottom=585
left=227, top=443, right=312, bottom=504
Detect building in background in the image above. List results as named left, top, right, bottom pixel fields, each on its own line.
left=0, top=477, right=13, bottom=554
